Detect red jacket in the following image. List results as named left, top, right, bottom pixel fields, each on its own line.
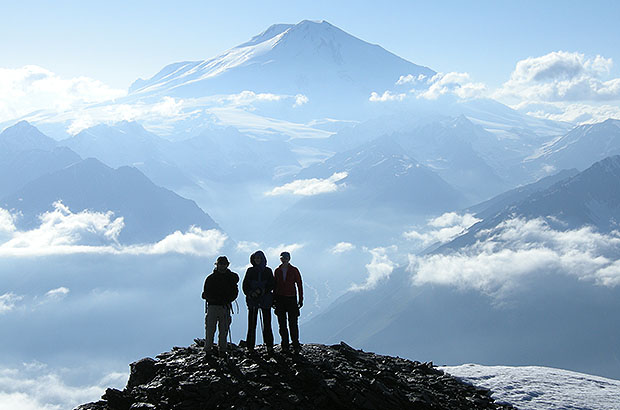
left=274, top=264, right=303, bottom=300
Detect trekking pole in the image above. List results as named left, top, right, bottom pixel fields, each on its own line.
left=227, top=303, right=233, bottom=345
left=258, top=307, right=264, bottom=344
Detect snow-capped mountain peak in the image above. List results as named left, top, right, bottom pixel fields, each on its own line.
left=128, top=20, right=435, bottom=104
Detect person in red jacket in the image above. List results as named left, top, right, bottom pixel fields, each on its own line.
left=273, top=251, right=303, bottom=352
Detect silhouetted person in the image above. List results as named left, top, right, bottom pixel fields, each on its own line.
left=242, top=250, right=274, bottom=353
left=274, top=251, right=303, bottom=352
left=202, top=256, right=239, bottom=357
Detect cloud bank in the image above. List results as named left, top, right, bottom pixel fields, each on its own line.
left=0, top=363, right=126, bottom=410
left=265, top=172, right=347, bottom=196
left=495, top=51, right=620, bottom=123
left=0, top=65, right=126, bottom=123
left=408, top=217, right=620, bottom=297
left=0, top=203, right=227, bottom=257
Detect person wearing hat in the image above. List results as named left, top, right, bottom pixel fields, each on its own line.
left=202, top=256, right=239, bottom=356
left=273, top=251, right=303, bottom=352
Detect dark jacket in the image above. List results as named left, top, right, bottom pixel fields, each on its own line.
left=243, top=266, right=274, bottom=309
left=202, top=268, right=239, bottom=306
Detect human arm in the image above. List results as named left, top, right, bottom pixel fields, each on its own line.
left=201, top=276, right=209, bottom=300
left=295, top=267, right=303, bottom=308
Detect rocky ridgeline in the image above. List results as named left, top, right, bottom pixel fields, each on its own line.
left=76, top=342, right=514, bottom=410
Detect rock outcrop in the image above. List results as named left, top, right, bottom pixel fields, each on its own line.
left=76, top=342, right=514, bottom=410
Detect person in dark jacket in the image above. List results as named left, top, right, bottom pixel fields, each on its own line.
left=202, top=256, right=239, bottom=356
left=242, top=250, right=274, bottom=353
left=273, top=251, right=303, bottom=352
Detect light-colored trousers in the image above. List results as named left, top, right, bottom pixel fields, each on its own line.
left=205, top=304, right=231, bottom=352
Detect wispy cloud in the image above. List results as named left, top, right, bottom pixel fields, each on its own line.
left=350, top=246, right=397, bottom=291
left=44, top=287, right=70, bottom=300
left=330, top=242, right=356, bottom=254
left=265, top=172, right=347, bottom=196
left=404, top=212, right=481, bottom=248
left=0, top=203, right=227, bottom=257
left=0, top=65, right=126, bottom=123
left=0, top=293, right=23, bottom=314
left=408, top=217, right=620, bottom=298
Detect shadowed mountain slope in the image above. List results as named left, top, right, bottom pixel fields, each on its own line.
left=1, top=158, right=220, bottom=244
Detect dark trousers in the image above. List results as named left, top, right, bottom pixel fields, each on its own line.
left=275, top=295, right=300, bottom=348
left=246, top=306, right=273, bottom=349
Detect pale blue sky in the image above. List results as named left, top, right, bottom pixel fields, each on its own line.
left=2, top=0, right=619, bottom=90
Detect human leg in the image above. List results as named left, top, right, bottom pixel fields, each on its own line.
left=216, top=306, right=231, bottom=353
left=246, top=307, right=258, bottom=350
left=289, top=313, right=300, bottom=349
left=277, top=311, right=290, bottom=348
left=205, top=307, right=217, bottom=352
left=261, top=307, right=274, bottom=348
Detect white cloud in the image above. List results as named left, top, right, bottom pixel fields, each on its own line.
left=130, top=226, right=227, bottom=256
left=293, top=94, right=309, bottom=107
left=497, top=51, right=620, bottom=102
left=404, top=212, right=481, bottom=247
left=0, top=293, right=23, bottom=314
left=395, top=74, right=427, bottom=85
left=0, top=363, right=126, bottom=410
left=265, top=172, right=347, bottom=196
left=408, top=217, right=620, bottom=297
left=45, top=287, right=70, bottom=300
left=369, top=91, right=406, bottom=102
left=330, top=242, right=356, bottom=254
left=350, top=246, right=397, bottom=291
left=372, top=72, right=487, bottom=103
left=0, top=203, right=227, bottom=257
left=0, top=65, right=126, bottom=123
left=419, top=72, right=487, bottom=100
left=1, top=201, right=123, bottom=251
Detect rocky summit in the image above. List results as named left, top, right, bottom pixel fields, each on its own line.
left=76, top=342, right=514, bottom=410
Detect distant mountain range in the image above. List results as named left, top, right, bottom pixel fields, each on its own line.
left=0, top=122, right=220, bottom=244
left=525, top=118, right=620, bottom=177
left=440, top=154, right=620, bottom=252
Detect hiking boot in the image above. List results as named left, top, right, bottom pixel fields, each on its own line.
left=266, top=346, right=274, bottom=355
left=292, top=343, right=301, bottom=353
